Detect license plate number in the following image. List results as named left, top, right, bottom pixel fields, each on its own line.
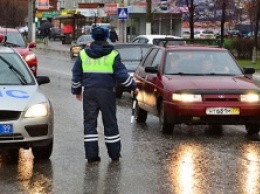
left=206, top=107, right=240, bottom=115
left=0, top=124, right=13, bottom=134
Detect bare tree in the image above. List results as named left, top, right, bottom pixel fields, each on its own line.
left=243, top=0, right=260, bottom=62
left=0, top=0, right=27, bottom=28
left=172, top=0, right=244, bottom=42
left=221, top=0, right=227, bottom=45
left=255, top=0, right=260, bottom=45
left=185, top=0, right=195, bottom=39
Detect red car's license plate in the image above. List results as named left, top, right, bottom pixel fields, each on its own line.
left=0, top=124, right=13, bottom=134
left=206, top=107, right=240, bottom=115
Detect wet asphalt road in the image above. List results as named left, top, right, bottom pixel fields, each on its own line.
left=1, top=49, right=260, bottom=194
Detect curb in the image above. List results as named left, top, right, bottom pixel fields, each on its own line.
left=253, top=74, right=260, bottom=82
left=34, top=46, right=70, bottom=56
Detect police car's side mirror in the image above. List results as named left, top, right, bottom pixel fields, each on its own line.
left=36, top=76, right=50, bottom=85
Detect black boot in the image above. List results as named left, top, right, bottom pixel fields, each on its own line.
left=87, top=156, right=101, bottom=163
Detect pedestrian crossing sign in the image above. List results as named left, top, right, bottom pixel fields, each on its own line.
left=117, top=7, right=128, bottom=20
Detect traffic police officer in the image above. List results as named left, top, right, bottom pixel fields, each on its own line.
left=71, top=26, right=138, bottom=162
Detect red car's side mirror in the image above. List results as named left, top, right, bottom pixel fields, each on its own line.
left=0, top=34, right=6, bottom=43
left=28, top=42, right=36, bottom=48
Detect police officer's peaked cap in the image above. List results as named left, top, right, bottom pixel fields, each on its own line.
left=91, top=26, right=109, bottom=41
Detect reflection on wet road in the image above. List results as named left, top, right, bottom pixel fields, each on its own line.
left=2, top=111, right=260, bottom=193
left=0, top=149, right=53, bottom=193
left=165, top=140, right=260, bottom=194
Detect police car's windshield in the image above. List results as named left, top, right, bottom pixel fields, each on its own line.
left=0, top=53, right=35, bottom=85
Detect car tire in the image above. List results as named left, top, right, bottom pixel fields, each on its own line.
left=115, top=86, right=123, bottom=98
left=159, top=101, right=174, bottom=133
left=32, top=139, right=53, bottom=160
left=135, top=101, right=147, bottom=123
left=245, top=124, right=260, bottom=135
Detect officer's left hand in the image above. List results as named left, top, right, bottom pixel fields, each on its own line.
left=76, top=93, right=82, bottom=101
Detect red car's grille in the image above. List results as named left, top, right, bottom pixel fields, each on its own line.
left=203, top=95, right=239, bottom=102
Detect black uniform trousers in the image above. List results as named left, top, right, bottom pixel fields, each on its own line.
left=83, top=88, right=121, bottom=160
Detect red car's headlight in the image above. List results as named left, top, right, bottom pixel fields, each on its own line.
left=240, top=94, right=260, bottom=103
left=24, top=53, right=36, bottom=61
left=172, top=93, right=202, bottom=102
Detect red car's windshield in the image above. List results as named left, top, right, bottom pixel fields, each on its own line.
left=164, top=50, right=243, bottom=75
left=4, top=32, right=27, bottom=47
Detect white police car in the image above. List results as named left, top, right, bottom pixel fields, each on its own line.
left=0, top=34, right=54, bottom=160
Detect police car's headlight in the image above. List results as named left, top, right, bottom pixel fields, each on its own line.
left=24, top=103, right=48, bottom=118
left=24, top=53, right=36, bottom=61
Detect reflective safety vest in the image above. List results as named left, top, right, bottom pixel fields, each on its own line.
left=80, top=50, right=118, bottom=73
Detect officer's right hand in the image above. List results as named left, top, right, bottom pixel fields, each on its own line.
left=132, top=89, right=139, bottom=97
left=76, top=93, right=82, bottom=101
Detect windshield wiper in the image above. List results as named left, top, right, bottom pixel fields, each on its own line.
left=4, top=41, right=21, bottom=47
left=204, top=73, right=232, bottom=76
left=0, top=56, right=28, bottom=85
left=168, top=72, right=204, bottom=75
left=168, top=72, right=185, bottom=75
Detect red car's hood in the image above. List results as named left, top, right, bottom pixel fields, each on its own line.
left=13, top=47, right=31, bottom=56
left=163, top=75, right=259, bottom=91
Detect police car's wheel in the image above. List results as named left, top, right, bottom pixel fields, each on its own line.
left=159, top=101, right=174, bottom=134
left=32, top=139, right=53, bottom=160
left=135, top=101, right=147, bottom=123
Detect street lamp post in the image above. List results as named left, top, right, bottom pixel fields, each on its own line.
left=28, top=0, right=36, bottom=42
left=252, top=0, right=260, bottom=64
left=146, top=0, right=152, bottom=34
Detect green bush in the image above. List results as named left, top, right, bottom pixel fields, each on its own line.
left=223, top=38, right=255, bottom=59
left=223, top=39, right=235, bottom=50
left=233, top=38, right=254, bottom=59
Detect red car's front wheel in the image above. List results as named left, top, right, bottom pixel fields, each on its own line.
left=159, top=101, right=174, bottom=134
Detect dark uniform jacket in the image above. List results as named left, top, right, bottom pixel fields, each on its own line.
left=71, top=41, right=137, bottom=95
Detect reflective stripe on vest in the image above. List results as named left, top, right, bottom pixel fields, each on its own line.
left=80, top=50, right=118, bottom=73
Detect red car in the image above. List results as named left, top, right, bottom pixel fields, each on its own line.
left=0, top=28, right=37, bottom=76
left=133, top=39, right=260, bottom=134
